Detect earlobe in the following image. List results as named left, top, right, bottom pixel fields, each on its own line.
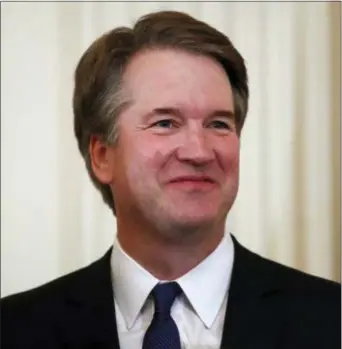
left=89, top=135, right=115, bottom=184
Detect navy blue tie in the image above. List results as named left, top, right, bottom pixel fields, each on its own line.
left=142, top=282, right=182, bottom=349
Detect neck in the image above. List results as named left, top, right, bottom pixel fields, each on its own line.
left=116, top=217, right=225, bottom=280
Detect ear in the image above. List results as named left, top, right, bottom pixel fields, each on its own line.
left=89, top=135, right=115, bottom=185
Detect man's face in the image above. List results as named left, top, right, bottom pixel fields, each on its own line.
left=110, top=49, right=240, bottom=233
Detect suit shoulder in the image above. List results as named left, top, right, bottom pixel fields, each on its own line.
left=258, top=253, right=340, bottom=297
left=1, top=250, right=111, bottom=314
left=2, top=267, right=82, bottom=314
left=236, top=238, right=340, bottom=295
left=1, top=249, right=113, bottom=348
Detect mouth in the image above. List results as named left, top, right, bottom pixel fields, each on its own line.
left=167, top=176, right=217, bottom=190
left=169, top=175, right=215, bottom=182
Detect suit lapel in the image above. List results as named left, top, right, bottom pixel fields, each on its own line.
left=220, top=236, right=285, bottom=349
left=62, top=248, right=121, bottom=349
left=58, top=236, right=285, bottom=349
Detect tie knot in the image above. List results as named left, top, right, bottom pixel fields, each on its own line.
left=151, top=282, right=182, bottom=318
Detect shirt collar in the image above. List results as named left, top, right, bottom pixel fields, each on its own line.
left=176, top=233, right=234, bottom=328
left=111, top=233, right=234, bottom=330
left=111, top=239, right=159, bottom=329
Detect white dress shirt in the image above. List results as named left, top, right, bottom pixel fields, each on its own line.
left=111, top=233, right=235, bottom=349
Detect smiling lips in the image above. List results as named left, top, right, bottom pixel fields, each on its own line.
left=167, top=175, right=217, bottom=190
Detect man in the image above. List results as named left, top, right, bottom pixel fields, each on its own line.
left=1, top=10, right=340, bottom=349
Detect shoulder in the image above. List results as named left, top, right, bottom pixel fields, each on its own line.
left=258, top=254, right=340, bottom=346
left=1, top=248, right=113, bottom=348
left=251, top=247, right=340, bottom=299
left=2, top=265, right=85, bottom=311
left=233, top=236, right=340, bottom=313
left=1, top=266, right=85, bottom=339
left=233, top=240, right=340, bottom=346
left=249, top=248, right=340, bottom=319
left=0, top=265, right=87, bottom=347
left=1, top=248, right=112, bottom=322
left=264, top=255, right=340, bottom=296
left=233, top=236, right=340, bottom=296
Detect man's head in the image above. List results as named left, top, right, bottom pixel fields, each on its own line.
left=73, top=11, right=248, bottom=236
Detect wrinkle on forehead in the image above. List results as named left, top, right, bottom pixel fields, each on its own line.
left=121, top=48, right=234, bottom=119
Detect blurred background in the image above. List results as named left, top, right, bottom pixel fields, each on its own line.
left=1, top=1, right=340, bottom=297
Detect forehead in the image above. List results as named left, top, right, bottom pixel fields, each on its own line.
left=122, top=49, right=234, bottom=114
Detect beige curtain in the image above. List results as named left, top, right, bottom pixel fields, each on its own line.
left=1, top=2, right=340, bottom=297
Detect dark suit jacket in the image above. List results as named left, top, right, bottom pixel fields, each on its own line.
left=1, top=235, right=340, bottom=349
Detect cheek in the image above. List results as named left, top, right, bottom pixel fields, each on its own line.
left=123, top=134, right=172, bottom=179
left=218, top=136, right=240, bottom=173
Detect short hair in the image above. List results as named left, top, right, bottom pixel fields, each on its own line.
left=73, top=10, right=249, bottom=214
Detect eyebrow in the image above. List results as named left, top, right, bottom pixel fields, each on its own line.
left=145, top=107, right=235, bottom=120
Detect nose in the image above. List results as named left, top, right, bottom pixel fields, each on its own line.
left=176, top=127, right=215, bottom=166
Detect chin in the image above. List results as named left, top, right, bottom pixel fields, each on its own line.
left=140, top=197, right=228, bottom=232
left=167, top=210, right=219, bottom=229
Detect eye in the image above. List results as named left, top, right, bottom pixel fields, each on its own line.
left=151, top=119, right=176, bottom=128
left=210, top=120, right=231, bottom=129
